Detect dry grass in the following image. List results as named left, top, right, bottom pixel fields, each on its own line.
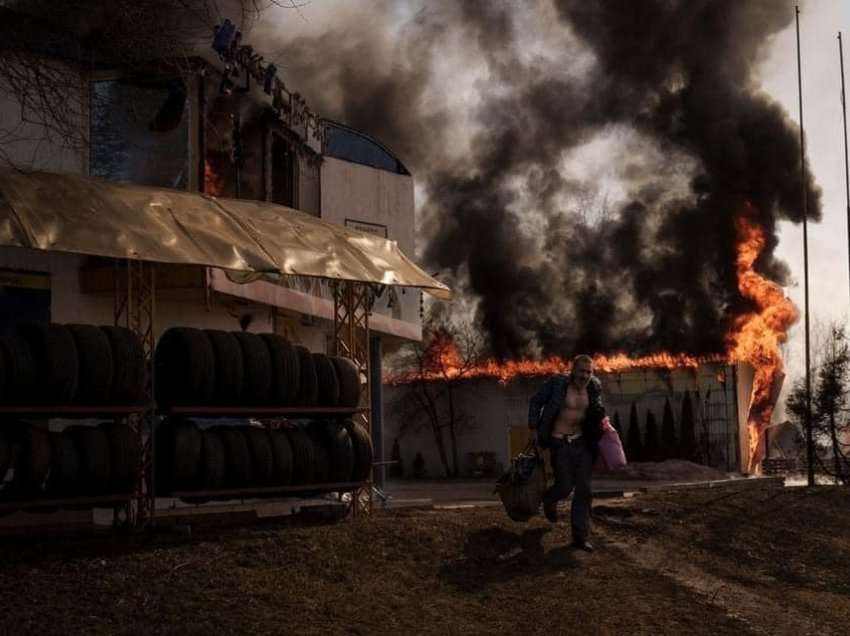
left=0, top=485, right=848, bottom=635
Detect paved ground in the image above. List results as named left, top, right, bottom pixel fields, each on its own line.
left=381, top=474, right=781, bottom=507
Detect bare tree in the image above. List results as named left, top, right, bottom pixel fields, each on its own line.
left=786, top=324, right=850, bottom=484
left=389, top=311, right=484, bottom=478
left=0, top=0, right=298, bottom=168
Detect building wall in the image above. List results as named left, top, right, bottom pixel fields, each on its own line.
left=0, top=247, right=348, bottom=351
left=320, top=156, right=421, bottom=329
left=0, top=60, right=87, bottom=174
left=384, top=363, right=751, bottom=479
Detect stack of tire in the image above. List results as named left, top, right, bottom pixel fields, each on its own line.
left=156, top=418, right=373, bottom=501
left=154, top=327, right=362, bottom=408
left=0, top=421, right=140, bottom=512
left=0, top=322, right=146, bottom=406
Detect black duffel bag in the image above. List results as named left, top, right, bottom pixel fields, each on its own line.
left=494, top=442, right=547, bottom=522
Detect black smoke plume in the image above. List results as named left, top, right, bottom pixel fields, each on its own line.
left=261, top=0, right=821, bottom=360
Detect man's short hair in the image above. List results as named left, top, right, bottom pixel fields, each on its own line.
left=573, top=354, right=593, bottom=367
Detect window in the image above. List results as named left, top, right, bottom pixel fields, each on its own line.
left=90, top=77, right=189, bottom=188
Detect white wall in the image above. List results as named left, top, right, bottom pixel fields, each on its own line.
left=384, top=364, right=746, bottom=479
left=0, top=247, right=289, bottom=340
left=0, top=59, right=88, bottom=174
left=320, top=156, right=421, bottom=329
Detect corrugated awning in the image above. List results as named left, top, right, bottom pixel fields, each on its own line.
left=0, top=169, right=452, bottom=300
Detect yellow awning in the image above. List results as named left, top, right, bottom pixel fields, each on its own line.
left=0, top=169, right=452, bottom=300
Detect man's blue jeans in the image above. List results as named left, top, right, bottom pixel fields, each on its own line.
left=543, top=436, right=593, bottom=542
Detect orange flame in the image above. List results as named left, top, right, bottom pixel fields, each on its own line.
left=204, top=159, right=224, bottom=197
left=726, top=206, right=798, bottom=472
left=391, top=342, right=724, bottom=386
left=389, top=205, right=796, bottom=474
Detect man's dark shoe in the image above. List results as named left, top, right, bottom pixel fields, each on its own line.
left=543, top=500, right=558, bottom=523
left=572, top=540, right=594, bottom=553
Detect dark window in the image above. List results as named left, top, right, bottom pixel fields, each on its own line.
left=270, top=133, right=296, bottom=207
left=90, top=77, right=189, bottom=188
left=323, top=122, right=409, bottom=175
left=0, top=269, right=50, bottom=336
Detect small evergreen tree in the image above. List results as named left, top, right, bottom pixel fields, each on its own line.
left=661, top=397, right=677, bottom=459
left=389, top=438, right=403, bottom=478
left=680, top=390, right=697, bottom=463
left=626, top=403, right=642, bottom=462
left=644, top=409, right=660, bottom=462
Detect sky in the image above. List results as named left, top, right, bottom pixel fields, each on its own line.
left=762, top=0, right=850, bottom=384
left=259, top=0, right=850, bottom=391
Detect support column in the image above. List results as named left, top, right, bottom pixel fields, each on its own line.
left=114, top=258, right=156, bottom=526
left=333, top=280, right=372, bottom=514
left=369, top=335, right=384, bottom=489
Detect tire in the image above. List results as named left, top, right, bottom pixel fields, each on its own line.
left=345, top=420, right=374, bottom=482
left=12, top=424, right=52, bottom=494
left=268, top=429, right=294, bottom=486
left=214, top=425, right=252, bottom=488
left=183, top=428, right=227, bottom=504
left=102, top=422, right=140, bottom=495
left=1, top=336, right=38, bottom=403
left=232, top=332, right=272, bottom=405
left=101, top=326, right=145, bottom=405
left=0, top=339, right=9, bottom=404
left=67, top=425, right=111, bottom=495
left=261, top=334, right=300, bottom=406
left=312, top=353, right=340, bottom=408
left=155, top=327, right=215, bottom=406
left=199, top=428, right=226, bottom=491
left=67, top=324, right=113, bottom=405
left=155, top=418, right=203, bottom=494
left=286, top=428, right=316, bottom=485
left=15, top=323, right=79, bottom=404
left=331, top=356, right=361, bottom=408
left=0, top=427, right=12, bottom=482
left=294, top=346, right=318, bottom=407
left=306, top=428, right=330, bottom=485
left=204, top=329, right=244, bottom=405
left=48, top=431, right=80, bottom=496
left=319, top=421, right=355, bottom=483
left=243, top=426, right=274, bottom=486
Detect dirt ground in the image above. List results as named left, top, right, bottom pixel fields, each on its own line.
left=0, top=484, right=848, bottom=635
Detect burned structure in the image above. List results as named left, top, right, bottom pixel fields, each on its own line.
left=0, top=2, right=447, bottom=526
left=385, top=360, right=758, bottom=480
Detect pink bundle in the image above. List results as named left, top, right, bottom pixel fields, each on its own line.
left=595, top=416, right=627, bottom=471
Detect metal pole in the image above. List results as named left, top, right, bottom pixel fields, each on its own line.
left=370, top=335, right=385, bottom=489
left=796, top=6, right=815, bottom=487
left=840, top=33, right=850, bottom=314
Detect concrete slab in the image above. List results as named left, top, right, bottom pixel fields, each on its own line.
left=384, top=475, right=782, bottom=508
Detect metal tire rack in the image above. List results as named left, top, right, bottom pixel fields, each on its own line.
left=114, top=261, right=377, bottom=526
left=0, top=405, right=146, bottom=523
left=0, top=260, right=377, bottom=530
left=158, top=406, right=370, bottom=520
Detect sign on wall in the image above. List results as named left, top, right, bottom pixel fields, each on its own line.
left=345, top=218, right=388, bottom=238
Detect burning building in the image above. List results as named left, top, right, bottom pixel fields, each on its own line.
left=385, top=359, right=758, bottom=479
left=261, top=1, right=818, bottom=479
left=0, top=3, right=426, bottom=350
left=384, top=201, right=794, bottom=478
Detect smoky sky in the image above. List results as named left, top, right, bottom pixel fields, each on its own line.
left=260, top=0, right=821, bottom=360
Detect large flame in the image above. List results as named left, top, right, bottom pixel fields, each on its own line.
left=391, top=346, right=725, bottom=386
left=204, top=159, right=224, bottom=197
left=389, top=205, right=796, bottom=473
left=726, top=206, right=798, bottom=472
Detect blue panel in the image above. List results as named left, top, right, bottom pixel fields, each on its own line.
left=323, top=123, right=409, bottom=175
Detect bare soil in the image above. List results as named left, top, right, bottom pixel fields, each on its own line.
left=0, top=484, right=848, bottom=635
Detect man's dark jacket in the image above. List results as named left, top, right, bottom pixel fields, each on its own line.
left=527, top=373, right=605, bottom=456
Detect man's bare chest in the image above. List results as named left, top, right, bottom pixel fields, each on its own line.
left=563, top=385, right=588, bottom=412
